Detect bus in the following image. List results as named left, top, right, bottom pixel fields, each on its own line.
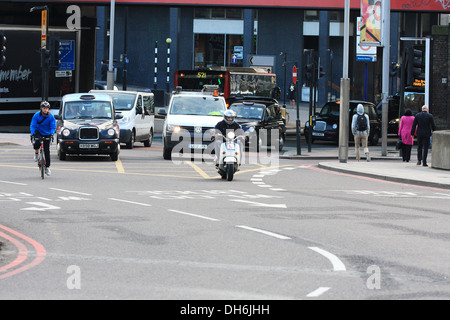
left=174, top=67, right=279, bottom=101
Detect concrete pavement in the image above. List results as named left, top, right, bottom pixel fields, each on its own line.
left=0, top=132, right=449, bottom=190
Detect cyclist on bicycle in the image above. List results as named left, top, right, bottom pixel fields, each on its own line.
left=30, top=101, right=56, bottom=176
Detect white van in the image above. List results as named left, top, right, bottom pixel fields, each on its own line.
left=90, top=90, right=155, bottom=149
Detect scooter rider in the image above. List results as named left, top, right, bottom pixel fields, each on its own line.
left=214, top=109, right=244, bottom=166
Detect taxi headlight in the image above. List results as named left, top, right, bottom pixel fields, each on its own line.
left=332, top=123, right=338, bottom=129
left=62, top=128, right=71, bottom=137
left=107, top=128, right=115, bottom=136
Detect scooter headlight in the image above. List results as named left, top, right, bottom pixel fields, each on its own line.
left=227, top=131, right=235, bottom=139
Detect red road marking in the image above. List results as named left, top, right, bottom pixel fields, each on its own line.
left=0, top=224, right=46, bottom=280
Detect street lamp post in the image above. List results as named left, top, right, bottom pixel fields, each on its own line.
left=107, top=0, right=116, bottom=90
left=280, top=52, right=287, bottom=107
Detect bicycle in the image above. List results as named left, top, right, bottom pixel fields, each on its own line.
left=31, top=135, right=53, bottom=179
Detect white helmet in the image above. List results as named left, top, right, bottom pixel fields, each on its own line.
left=224, top=109, right=237, bottom=125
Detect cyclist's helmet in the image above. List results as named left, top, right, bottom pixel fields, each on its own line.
left=40, top=101, right=50, bottom=109
left=224, top=109, right=237, bottom=125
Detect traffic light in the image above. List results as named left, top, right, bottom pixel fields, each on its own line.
left=42, top=47, right=51, bottom=68
left=406, top=46, right=424, bottom=87
left=390, top=62, right=400, bottom=77
left=318, top=65, right=325, bottom=78
left=304, top=63, right=314, bottom=84
left=0, top=32, right=6, bottom=67
left=48, top=37, right=61, bottom=69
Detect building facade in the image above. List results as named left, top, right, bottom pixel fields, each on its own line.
left=1, top=1, right=449, bottom=128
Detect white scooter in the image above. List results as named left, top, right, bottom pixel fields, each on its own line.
left=216, top=131, right=242, bottom=181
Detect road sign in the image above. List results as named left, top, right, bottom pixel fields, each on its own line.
left=58, top=40, right=75, bottom=70
left=292, top=65, right=297, bottom=83
left=231, top=54, right=237, bottom=64
left=248, top=55, right=275, bottom=67
left=55, top=70, right=72, bottom=77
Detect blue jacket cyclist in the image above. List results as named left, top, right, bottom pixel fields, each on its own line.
left=30, top=101, right=56, bottom=176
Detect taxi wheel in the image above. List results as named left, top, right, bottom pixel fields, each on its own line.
left=111, top=151, right=119, bottom=161
left=57, top=143, right=66, bottom=161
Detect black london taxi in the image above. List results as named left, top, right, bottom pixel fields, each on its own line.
left=303, top=100, right=381, bottom=146
left=228, top=98, right=286, bottom=151
left=55, top=93, right=122, bottom=161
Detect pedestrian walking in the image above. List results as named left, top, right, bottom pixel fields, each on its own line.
left=398, top=109, right=415, bottom=162
left=351, top=103, right=370, bottom=161
left=287, top=82, right=296, bottom=108
left=410, top=105, right=436, bottom=167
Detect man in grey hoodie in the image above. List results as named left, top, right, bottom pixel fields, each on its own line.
left=351, top=103, right=371, bottom=161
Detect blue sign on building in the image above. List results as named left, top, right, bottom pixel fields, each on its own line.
left=58, top=40, right=75, bottom=70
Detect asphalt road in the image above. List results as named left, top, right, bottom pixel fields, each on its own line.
left=0, top=140, right=449, bottom=302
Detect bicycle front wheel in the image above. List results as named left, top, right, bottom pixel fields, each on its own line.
left=40, top=148, right=45, bottom=179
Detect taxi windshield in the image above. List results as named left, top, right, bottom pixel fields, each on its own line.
left=64, top=101, right=113, bottom=119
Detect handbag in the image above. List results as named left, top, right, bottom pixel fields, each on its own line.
left=396, top=138, right=403, bottom=150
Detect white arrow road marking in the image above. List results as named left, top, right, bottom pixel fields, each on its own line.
left=308, top=247, right=346, bottom=271
left=230, top=199, right=287, bottom=208
left=21, top=202, right=60, bottom=211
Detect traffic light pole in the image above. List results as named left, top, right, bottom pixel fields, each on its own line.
left=31, top=5, right=49, bottom=102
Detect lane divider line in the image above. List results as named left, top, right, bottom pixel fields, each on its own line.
left=236, top=225, right=291, bottom=240
left=306, top=287, right=331, bottom=297
left=109, top=198, right=152, bottom=207
left=168, top=209, right=220, bottom=222
left=115, top=159, right=125, bottom=174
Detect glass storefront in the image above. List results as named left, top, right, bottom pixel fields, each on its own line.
left=194, top=34, right=245, bottom=68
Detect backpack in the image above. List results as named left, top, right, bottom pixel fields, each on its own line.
left=356, top=114, right=368, bottom=131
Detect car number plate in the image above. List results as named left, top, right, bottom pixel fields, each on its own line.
left=188, top=144, right=207, bottom=149
left=227, top=143, right=235, bottom=149
left=79, top=143, right=99, bottom=149
left=312, top=132, right=324, bottom=137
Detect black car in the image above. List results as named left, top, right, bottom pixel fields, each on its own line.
left=303, top=100, right=381, bottom=146
left=229, top=100, right=286, bottom=151
left=55, top=93, right=122, bottom=161
left=375, top=95, right=401, bottom=134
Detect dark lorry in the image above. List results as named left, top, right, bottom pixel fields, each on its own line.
left=0, top=27, right=77, bottom=128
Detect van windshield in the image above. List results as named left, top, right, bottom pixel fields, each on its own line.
left=106, top=93, right=136, bottom=111
left=169, top=96, right=226, bottom=116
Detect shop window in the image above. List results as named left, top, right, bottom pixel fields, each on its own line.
left=211, top=8, right=225, bottom=19
left=194, top=34, right=225, bottom=68
left=305, top=10, right=319, bottom=22
left=226, top=8, right=243, bottom=20
left=195, top=8, right=210, bottom=19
